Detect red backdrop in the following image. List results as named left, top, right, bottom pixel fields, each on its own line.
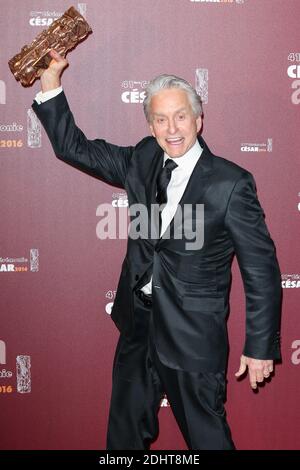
left=1, top=0, right=300, bottom=450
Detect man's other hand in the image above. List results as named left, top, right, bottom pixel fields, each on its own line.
left=235, top=354, right=274, bottom=390
left=40, top=49, right=68, bottom=93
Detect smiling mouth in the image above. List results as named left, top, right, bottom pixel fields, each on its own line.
left=166, top=137, right=184, bottom=145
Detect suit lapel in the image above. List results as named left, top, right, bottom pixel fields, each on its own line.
left=147, top=147, right=164, bottom=208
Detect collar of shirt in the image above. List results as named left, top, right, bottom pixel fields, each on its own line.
left=163, top=139, right=203, bottom=174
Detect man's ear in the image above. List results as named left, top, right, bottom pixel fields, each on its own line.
left=196, top=115, right=202, bottom=133
left=149, top=123, right=156, bottom=138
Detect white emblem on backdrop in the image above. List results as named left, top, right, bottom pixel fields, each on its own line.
left=121, top=80, right=149, bottom=104
left=0, top=80, right=6, bottom=105
left=291, top=340, right=300, bottom=365
left=195, top=69, right=208, bottom=104
left=0, top=340, right=6, bottom=365
left=30, top=249, right=39, bottom=272
left=29, top=4, right=87, bottom=26
left=0, top=249, right=39, bottom=273
left=29, top=10, right=62, bottom=27
left=16, top=355, right=31, bottom=393
left=281, top=274, right=300, bottom=288
left=27, top=109, right=41, bottom=148
left=105, top=302, right=113, bottom=315
left=240, top=138, right=273, bottom=153
left=112, top=192, right=128, bottom=208
left=105, top=291, right=116, bottom=315
left=287, top=53, right=300, bottom=105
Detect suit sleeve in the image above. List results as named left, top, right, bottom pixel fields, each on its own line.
left=224, top=171, right=282, bottom=360
left=32, top=91, right=134, bottom=188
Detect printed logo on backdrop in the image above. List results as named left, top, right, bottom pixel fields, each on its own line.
left=281, top=274, right=300, bottom=289
left=0, top=123, right=23, bottom=132
left=298, top=192, right=300, bottom=212
left=29, top=3, right=87, bottom=26
left=29, top=9, right=63, bottom=26
left=96, top=193, right=129, bottom=240
left=195, top=69, right=208, bottom=104
left=121, top=80, right=149, bottom=104
left=240, top=138, right=273, bottom=153
left=287, top=53, right=300, bottom=105
left=0, top=120, right=24, bottom=150
left=291, top=340, right=300, bottom=365
left=0, top=249, right=39, bottom=273
left=0, top=340, right=31, bottom=395
left=0, top=80, right=6, bottom=105
left=27, top=109, right=41, bottom=148
left=190, top=0, right=245, bottom=4
left=112, top=192, right=128, bottom=208
left=105, top=290, right=116, bottom=315
left=0, top=340, right=6, bottom=365
left=0, top=110, right=42, bottom=150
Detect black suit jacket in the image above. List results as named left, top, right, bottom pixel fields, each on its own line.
left=32, top=91, right=282, bottom=373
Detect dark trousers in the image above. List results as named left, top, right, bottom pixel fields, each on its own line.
left=106, top=295, right=235, bottom=450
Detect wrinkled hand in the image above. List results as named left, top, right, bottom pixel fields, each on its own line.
left=40, top=49, right=68, bottom=93
left=235, top=354, right=273, bottom=390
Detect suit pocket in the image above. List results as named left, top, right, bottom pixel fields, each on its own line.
left=178, top=262, right=217, bottom=288
left=183, top=295, right=224, bottom=313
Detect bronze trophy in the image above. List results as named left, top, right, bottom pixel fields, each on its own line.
left=8, top=6, right=92, bottom=86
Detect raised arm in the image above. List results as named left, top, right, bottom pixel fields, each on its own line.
left=32, top=50, right=133, bottom=188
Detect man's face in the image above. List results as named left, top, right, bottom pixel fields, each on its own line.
left=148, top=88, right=202, bottom=158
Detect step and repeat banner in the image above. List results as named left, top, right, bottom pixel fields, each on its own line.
left=0, top=0, right=299, bottom=450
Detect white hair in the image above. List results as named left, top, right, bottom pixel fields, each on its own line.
left=143, top=74, right=203, bottom=122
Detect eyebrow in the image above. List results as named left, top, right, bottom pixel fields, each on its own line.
left=152, top=107, right=188, bottom=117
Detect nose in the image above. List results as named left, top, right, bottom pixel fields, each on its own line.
left=167, top=118, right=178, bottom=135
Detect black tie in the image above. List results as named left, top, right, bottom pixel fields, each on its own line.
left=156, top=158, right=178, bottom=235
left=156, top=158, right=178, bottom=205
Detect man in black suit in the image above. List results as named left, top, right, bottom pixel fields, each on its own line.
left=32, top=50, right=281, bottom=450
